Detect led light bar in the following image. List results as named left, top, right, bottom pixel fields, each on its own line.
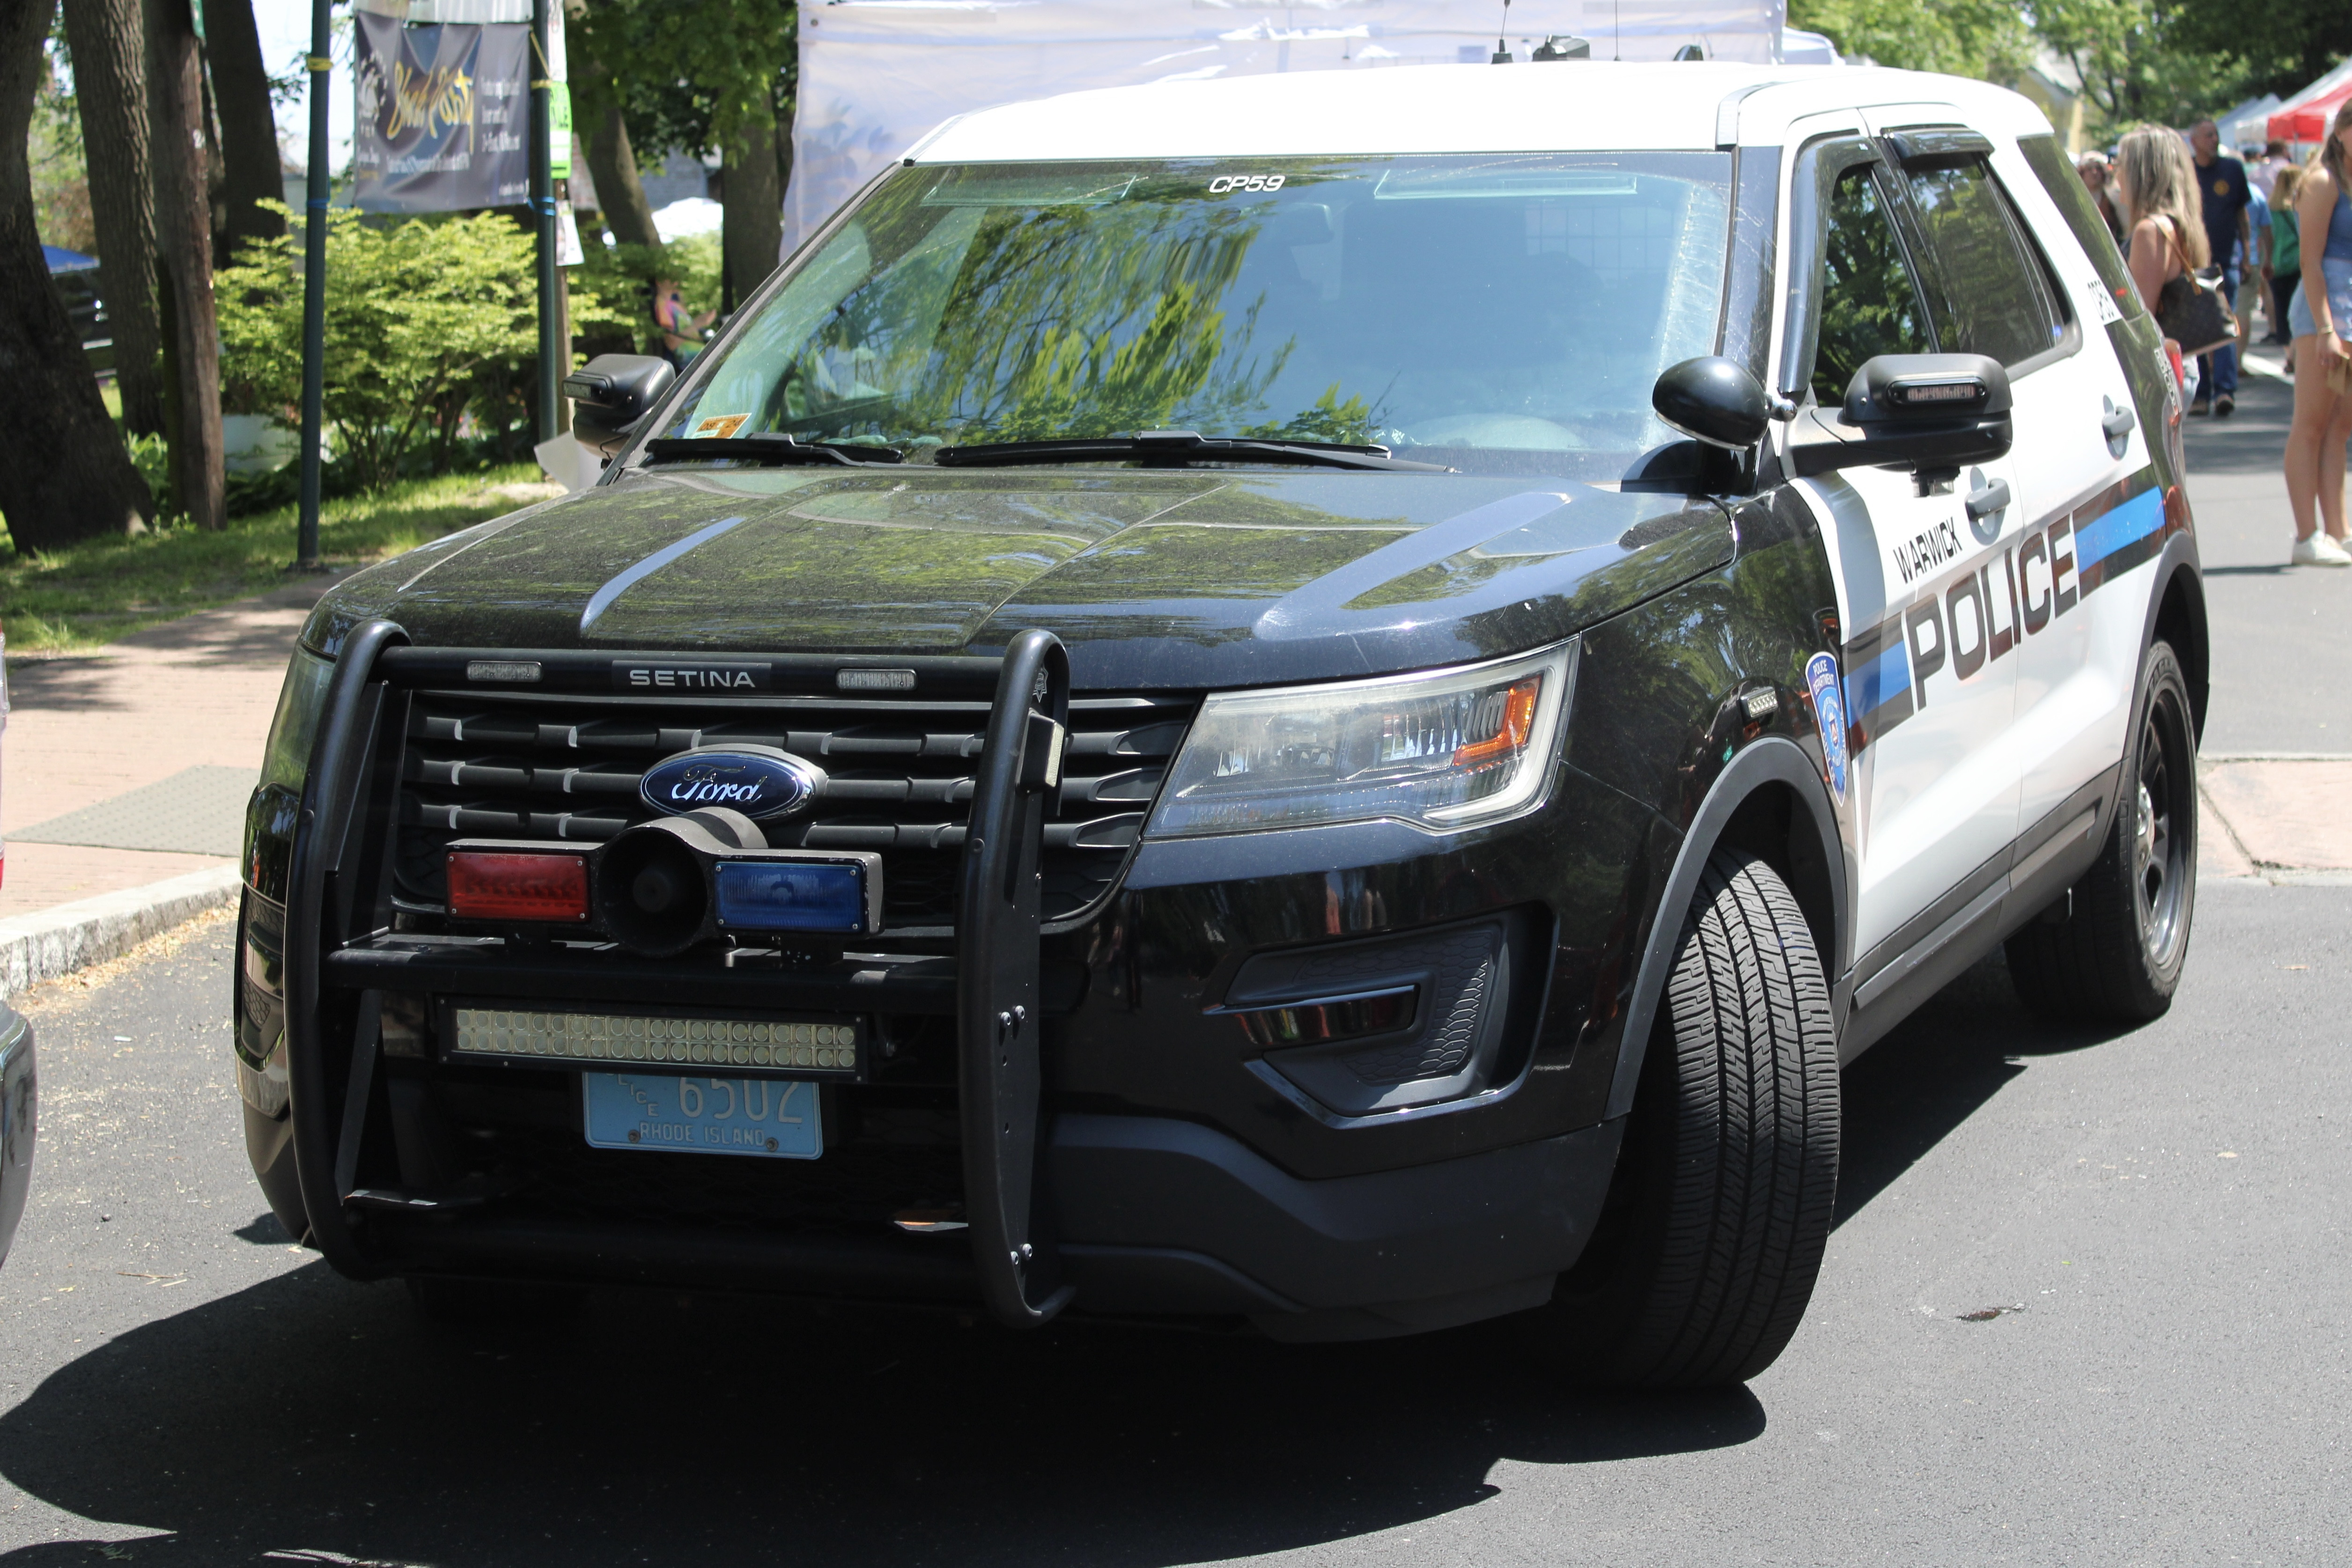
left=448, top=1008, right=862, bottom=1074
left=447, top=851, right=590, bottom=922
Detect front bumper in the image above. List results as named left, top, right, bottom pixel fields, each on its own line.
left=246, top=623, right=1642, bottom=1336
left=0, top=1006, right=35, bottom=1269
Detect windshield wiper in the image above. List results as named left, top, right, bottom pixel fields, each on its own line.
left=641, top=433, right=904, bottom=467
left=933, top=429, right=1451, bottom=473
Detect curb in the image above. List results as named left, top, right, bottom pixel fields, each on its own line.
left=0, top=864, right=241, bottom=997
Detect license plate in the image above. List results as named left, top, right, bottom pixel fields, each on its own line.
left=582, top=1072, right=821, bottom=1160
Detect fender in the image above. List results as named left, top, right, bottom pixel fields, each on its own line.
left=1602, top=735, right=1849, bottom=1121
left=2138, top=532, right=2207, bottom=738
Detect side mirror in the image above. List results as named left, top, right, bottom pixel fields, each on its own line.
left=1652, top=356, right=1773, bottom=450
left=1792, top=353, right=2013, bottom=483
left=563, top=353, right=675, bottom=457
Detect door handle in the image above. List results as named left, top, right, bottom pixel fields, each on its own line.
left=2102, top=405, right=2137, bottom=441
left=1964, top=478, right=2011, bottom=519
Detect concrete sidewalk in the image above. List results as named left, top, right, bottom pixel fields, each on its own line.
left=0, top=573, right=348, bottom=992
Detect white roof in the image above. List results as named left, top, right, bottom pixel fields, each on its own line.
left=912, top=62, right=2053, bottom=164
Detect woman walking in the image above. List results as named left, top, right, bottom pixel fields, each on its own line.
left=2285, top=102, right=2352, bottom=567
left=2270, top=163, right=2304, bottom=348
left=2113, top=126, right=2210, bottom=387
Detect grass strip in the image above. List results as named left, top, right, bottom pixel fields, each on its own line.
left=0, top=464, right=550, bottom=655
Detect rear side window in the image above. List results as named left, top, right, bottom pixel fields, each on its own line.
left=1812, top=166, right=1934, bottom=405
left=2017, top=132, right=2145, bottom=322
left=1895, top=159, right=2066, bottom=366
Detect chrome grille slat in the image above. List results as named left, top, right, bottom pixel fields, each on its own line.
left=396, top=688, right=1195, bottom=928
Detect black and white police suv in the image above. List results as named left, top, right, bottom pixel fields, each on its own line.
left=238, top=62, right=2202, bottom=1384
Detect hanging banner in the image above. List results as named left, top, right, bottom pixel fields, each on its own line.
left=352, top=11, right=531, bottom=212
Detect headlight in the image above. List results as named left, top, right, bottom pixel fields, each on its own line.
left=259, top=648, right=335, bottom=796
left=1148, top=641, right=1577, bottom=838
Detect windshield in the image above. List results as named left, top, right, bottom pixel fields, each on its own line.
left=650, top=153, right=1734, bottom=480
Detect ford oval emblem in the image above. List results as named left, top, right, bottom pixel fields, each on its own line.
left=639, top=745, right=825, bottom=821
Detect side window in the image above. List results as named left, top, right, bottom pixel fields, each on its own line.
left=1896, top=159, right=2067, bottom=367
left=1812, top=166, right=1933, bottom=406
left=2016, top=132, right=2147, bottom=323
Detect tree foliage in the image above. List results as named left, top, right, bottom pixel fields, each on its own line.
left=568, top=0, right=794, bottom=163
left=217, top=207, right=539, bottom=490
left=1791, top=0, right=2345, bottom=146
left=1788, top=0, right=2032, bottom=81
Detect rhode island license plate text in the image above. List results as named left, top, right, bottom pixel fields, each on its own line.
left=582, top=1072, right=821, bottom=1160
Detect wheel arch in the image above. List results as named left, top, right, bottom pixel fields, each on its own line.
left=1602, top=736, right=1848, bottom=1121
left=2147, top=545, right=2208, bottom=743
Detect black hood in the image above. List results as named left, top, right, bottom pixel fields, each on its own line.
left=303, top=466, right=1730, bottom=689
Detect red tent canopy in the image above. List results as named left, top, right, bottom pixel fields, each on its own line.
left=2272, top=83, right=2352, bottom=144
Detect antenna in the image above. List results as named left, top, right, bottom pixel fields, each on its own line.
left=1614, top=0, right=1621, bottom=60
left=1493, top=0, right=1512, bottom=63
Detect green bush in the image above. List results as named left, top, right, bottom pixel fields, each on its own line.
left=217, top=205, right=540, bottom=491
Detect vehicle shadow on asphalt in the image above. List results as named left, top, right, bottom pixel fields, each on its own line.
left=0, top=1258, right=1762, bottom=1566
left=1836, top=950, right=2136, bottom=1228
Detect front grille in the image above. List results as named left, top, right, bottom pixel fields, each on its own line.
left=394, top=688, right=1195, bottom=928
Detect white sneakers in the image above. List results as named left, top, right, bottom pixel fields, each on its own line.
left=2293, top=532, right=2352, bottom=566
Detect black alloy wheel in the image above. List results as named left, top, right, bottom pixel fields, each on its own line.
left=2007, top=639, right=2198, bottom=1022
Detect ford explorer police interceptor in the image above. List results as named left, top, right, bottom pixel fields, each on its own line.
left=236, top=61, right=2202, bottom=1386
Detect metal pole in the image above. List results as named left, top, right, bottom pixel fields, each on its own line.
left=294, top=0, right=332, bottom=572
left=531, top=0, right=560, bottom=441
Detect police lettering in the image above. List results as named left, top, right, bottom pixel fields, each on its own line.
left=1897, top=511, right=2086, bottom=713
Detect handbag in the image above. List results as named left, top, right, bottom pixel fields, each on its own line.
left=2152, top=219, right=2238, bottom=359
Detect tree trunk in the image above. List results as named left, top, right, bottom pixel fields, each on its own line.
left=0, top=0, right=153, bottom=552
left=145, top=0, right=222, bottom=530
left=573, top=56, right=658, bottom=249
left=721, top=95, right=781, bottom=317
left=60, top=0, right=164, bottom=438
left=203, top=0, right=284, bottom=266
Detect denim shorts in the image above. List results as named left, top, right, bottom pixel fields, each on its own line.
left=2288, top=255, right=2352, bottom=340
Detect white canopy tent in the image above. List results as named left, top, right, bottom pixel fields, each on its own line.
left=784, top=0, right=1790, bottom=253
left=2215, top=93, right=2283, bottom=153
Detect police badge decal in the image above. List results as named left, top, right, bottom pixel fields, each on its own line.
left=1806, top=651, right=1849, bottom=805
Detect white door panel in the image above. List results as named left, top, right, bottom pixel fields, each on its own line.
left=1796, top=457, right=2021, bottom=958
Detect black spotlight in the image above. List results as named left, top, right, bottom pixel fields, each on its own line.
left=594, top=809, right=765, bottom=955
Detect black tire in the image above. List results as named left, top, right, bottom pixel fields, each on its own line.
left=2006, top=640, right=2197, bottom=1023
left=1537, top=849, right=1840, bottom=1388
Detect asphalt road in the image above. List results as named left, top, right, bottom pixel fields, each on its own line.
left=2181, top=364, right=2352, bottom=754
left=2, top=394, right=2348, bottom=1566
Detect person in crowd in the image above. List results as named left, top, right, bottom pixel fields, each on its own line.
left=2285, top=101, right=2352, bottom=567
left=2239, top=184, right=2272, bottom=357
left=2116, top=126, right=2212, bottom=427
left=2190, top=119, right=2252, bottom=417
left=2078, top=151, right=2126, bottom=244
left=2271, top=163, right=2304, bottom=349
left=2251, top=139, right=2292, bottom=199
left=652, top=276, right=716, bottom=369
